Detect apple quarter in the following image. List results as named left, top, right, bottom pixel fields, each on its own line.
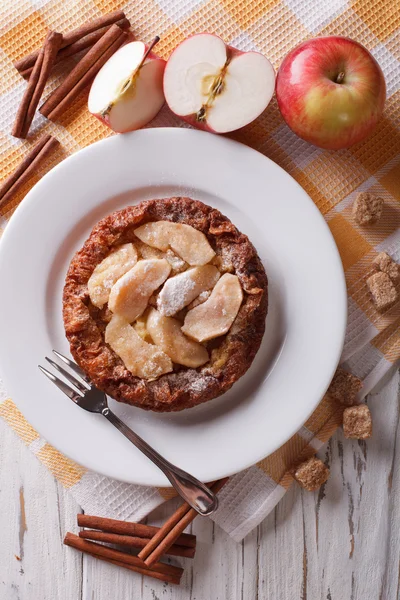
left=88, top=41, right=166, bottom=133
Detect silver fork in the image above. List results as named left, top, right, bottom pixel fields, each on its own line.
left=39, top=350, right=218, bottom=516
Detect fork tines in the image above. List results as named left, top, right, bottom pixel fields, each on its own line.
left=39, top=350, right=90, bottom=403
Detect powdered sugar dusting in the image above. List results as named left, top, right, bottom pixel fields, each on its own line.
left=165, top=250, right=187, bottom=273
left=189, top=375, right=214, bottom=393
left=158, top=273, right=196, bottom=316
left=142, top=261, right=153, bottom=273
left=103, top=273, right=116, bottom=290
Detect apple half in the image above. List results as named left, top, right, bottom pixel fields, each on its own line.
left=88, top=41, right=166, bottom=133
left=163, top=33, right=275, bottom=133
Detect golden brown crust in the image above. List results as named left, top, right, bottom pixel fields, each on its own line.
left=63, top=198, right=268, bottom=412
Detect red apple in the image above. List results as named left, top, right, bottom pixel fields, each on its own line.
left=276, top=36, right=386, bottom=150
left=163, top=33, right=275, bottom=134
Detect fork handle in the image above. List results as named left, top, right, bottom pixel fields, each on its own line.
left=102, top=408, right=218, bottom=516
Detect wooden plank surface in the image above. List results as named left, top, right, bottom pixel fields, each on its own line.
left=0, top=368, right=399, bottom=599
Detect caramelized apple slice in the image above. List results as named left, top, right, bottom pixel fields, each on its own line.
left=187, top=289, right=211, bottom=310
left=165, top=250, right=187, bottom=274
left=157, top=265, right=220, bottom=316
left=134, top=221, right=215, bottom=266
left=135, top=239, right=187, bottom=274
left=170, top=224, right=215, bottom=266
left=108, top=258, right=171, bottom=322
left=135, top=239, right=164, bottom=260
left=147, top=308, right=209, bottom=368
left=134, top=313, right=153, bottom=343
left=87, top=243, right=137, bottom=308
left=182, top=273, right=243, bottom=342
left=105, top=315, right=172, bottom=379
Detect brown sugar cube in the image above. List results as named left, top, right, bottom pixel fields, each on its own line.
left=352, top=192, right=383, bottom=225
left=294, top=457, right=330, bottom=491
left=366, top=271, right=398, bottom=312
left=373, top=252, right=400, bottom=282
left=343, top=404, right=372, bottom=439
left=328, top=367, right=363, bottom=406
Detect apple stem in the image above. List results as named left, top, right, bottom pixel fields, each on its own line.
left=141, top=35, right=160, bottom=65
left=119, top=36, right=160, bottom=94
left=336, top=71, right=345, bottom=84
left=196, top=107, right=206, bottom=121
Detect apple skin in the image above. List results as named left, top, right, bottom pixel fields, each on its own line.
left=276, top=36, right=386, bottom=150
left=164, top=35, right=272, bottom=133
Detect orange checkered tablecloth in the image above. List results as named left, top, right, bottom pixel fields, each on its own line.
left=0, top=0, right=399, bottom=540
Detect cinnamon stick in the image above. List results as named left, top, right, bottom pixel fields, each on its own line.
left=40, top=24, right=128, bottom=121
left=77, top=514, right=196, bottom=548
left=64, top=533, right=182, bottom=585
left=91, top=555, right=181, bottom=585
left=12, top=31, right=63, bottom=138
left=78, top=530, right=195, bottom=558
left=138, top=502, right=192, bottom=562
left=0, top=134, right=58, bottom=210
left=140, top=478, right=229, bottom=567
left=20, top=18, right=130, bottom=80
left=14, top=10, right=127, bottom=73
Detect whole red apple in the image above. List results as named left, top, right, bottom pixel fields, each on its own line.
left=276, top=36, right=386, bottom=150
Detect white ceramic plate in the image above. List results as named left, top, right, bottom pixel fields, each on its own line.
left=0, top=128, right=346, bottom=486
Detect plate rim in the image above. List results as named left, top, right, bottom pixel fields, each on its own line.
left=0, top=127, right=347, bottom=485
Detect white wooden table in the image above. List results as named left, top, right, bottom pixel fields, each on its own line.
left=1, top=368, right=399, bottom=600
